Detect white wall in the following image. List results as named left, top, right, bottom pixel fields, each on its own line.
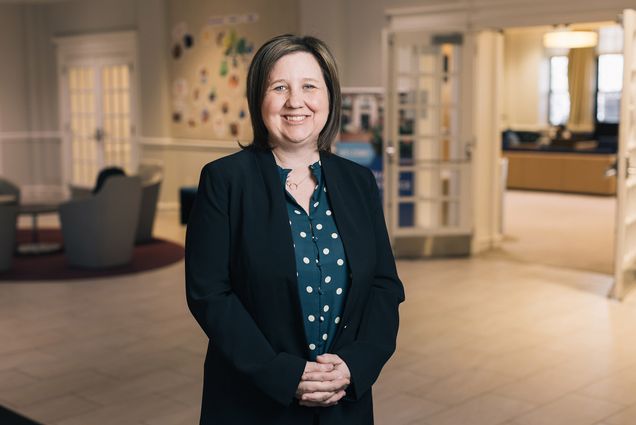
left=502, top=26, right=550, bottom=130
left=301, top=0, right=635, bottom=89
left=299, top=0, right=347, bottom=83
left=0, top=5, right=30, bottom=133
left=0, top=0, right=170, bottom=194
left=0, top=5, right=41, bottom=187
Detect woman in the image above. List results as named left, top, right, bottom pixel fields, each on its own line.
left=185, top=34, right=404, bottom=425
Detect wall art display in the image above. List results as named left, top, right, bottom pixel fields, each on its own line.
left=336, top=88, right=384, bottom=192
left=169, top=11, right=258, bottom=141
left=335, top=88, right=413, bottom=223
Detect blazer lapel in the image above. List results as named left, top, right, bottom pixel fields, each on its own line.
left=252, top=148, right=300, bottom=297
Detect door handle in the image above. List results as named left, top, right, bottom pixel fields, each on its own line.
left=94, top=128, right=104, bottom=142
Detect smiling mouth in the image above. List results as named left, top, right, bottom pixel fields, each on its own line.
left=283, top=115, right=309, bottom=122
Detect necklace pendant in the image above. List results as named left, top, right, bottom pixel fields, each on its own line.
left=287, top=182, right=298, bottom=191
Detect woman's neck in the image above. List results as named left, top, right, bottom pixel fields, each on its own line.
left=271, top=143, right=319, bottom=169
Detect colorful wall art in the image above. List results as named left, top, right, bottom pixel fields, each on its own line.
left=335, top=89, right=384, bottom=190
left=166, top=1, right=298, bottom=141
left=170, top=15, right=255, bottom=140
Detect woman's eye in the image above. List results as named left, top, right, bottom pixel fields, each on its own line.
left=273, top=85, right=286, bottom=92
left=303, top=84, right=316, bottom=89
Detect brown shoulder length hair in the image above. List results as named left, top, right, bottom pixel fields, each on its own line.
left=242, top=34, right=341, bottom=152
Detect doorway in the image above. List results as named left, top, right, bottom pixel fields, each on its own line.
left=384, top=30, right=474, bottom=257
left=497, top=21, right=621, bottom=276
left=55, top=31, right=139, bottom=188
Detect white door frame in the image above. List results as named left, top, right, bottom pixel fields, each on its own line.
left=610, top=9, right=636, bottom=300
left=54, top=31, right=140, bottom=190
left=383, top=29, right=475, bottom=246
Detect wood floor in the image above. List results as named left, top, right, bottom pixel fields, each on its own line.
left=2, top=192, right=636, bottom=425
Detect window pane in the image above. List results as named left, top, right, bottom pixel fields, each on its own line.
left=550, top=92, right=570, bottom=125
left=550, top=56, right=569, bottom=92
left=597, top=92, right=621, bottom=123
left=597, top=54, right=623, bottom=123
left=598, top=54, right=623, bottom=92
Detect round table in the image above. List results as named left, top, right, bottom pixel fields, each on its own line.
left=18, top=201, right=64, bottom=255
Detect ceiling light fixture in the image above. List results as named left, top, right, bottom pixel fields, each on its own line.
left=543, top=28, right=598, bottom=49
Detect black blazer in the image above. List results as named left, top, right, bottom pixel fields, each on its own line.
left=185, top=146, right=405, bottom=425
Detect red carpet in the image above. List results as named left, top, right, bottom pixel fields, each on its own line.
left=0, top=228, right=184, bottom=281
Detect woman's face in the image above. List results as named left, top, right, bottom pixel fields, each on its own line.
left=261, top=52, right=329, bottom=149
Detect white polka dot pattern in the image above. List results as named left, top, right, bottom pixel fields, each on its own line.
left=278, top=159, right=349, bottom=361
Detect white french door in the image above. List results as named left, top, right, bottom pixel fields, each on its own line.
left=385, top=31, right=472, bottom=242
left=57, top=32, right=138, bottom=188
left=611, top=9, right=636, bottom=300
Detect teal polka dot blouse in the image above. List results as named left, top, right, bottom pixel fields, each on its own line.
left=278, top=160, right=350, bottom=360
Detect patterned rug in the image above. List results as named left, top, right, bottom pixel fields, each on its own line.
left=0, top=228, right=184, bottom=281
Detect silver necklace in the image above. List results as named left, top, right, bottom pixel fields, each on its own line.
left=286, top=172, right=310, bottom=191
left=272, top=149, right=317, bottom=191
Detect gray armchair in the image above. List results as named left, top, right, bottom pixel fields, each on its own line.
left=0, top=196, right=18, bottom=272
left=0, top=177, right=20, bottom=203
left=59, top=176, right=142, bottom=269
left=136, top=174, right=162, bottom=244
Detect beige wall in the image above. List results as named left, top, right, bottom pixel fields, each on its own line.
left=0, top=0, right=169, bottom=190
left=0, top=5, right=30, bottom=133
left=502, top=26, right=550, bottom=130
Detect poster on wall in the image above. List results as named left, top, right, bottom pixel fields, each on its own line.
left=335, top=88, right=384, bottom=193
left=335, top=88, right=415, bottom=226
left=170, top=13, right=258, bottom=141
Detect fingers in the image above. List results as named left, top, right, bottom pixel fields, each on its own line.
left=298, top=390, right=346, bottom=407
left=304, top=361, right=334, bottom=374
left=298, top=378, right=349, bottom=394
left=316, top=353, right=343, bottom=365
left=323, top=389, right=347, bottom=404
left=302, top=370, right=345, bottom=382
left=297, top=358, right=350, bottom=409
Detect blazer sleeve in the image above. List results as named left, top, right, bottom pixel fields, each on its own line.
left=335, top=169, right=406, bottom=401
left=185, top=163, right=306, bottom=406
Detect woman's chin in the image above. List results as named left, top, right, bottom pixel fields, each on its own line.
left=279, top=132, right=318, bottom=146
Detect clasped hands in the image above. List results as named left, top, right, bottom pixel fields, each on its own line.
left=296, top=353, right=351, bottom=407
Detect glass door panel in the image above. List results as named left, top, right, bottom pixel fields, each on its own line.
left=387, top=31, right=471, bottom=237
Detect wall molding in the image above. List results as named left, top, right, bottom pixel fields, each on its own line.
left=386, top=0, right=630, bottom=32
left=0, top=131, right=62, bottom=141
left=140, top=136, right=242, bottom=151
left=158, top=201, right=180, bottom=212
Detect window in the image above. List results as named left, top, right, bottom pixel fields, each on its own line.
left=596, top=53, right=622, bottom=123
left=548, top=55, right=570, bottom=125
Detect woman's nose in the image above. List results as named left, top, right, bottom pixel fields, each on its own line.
left=286, top=88, right=303, bottom=108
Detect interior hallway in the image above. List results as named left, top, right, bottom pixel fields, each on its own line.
left=2, top=205, right=636, bottom=425
left=496, top=190, right=615, bottom=275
